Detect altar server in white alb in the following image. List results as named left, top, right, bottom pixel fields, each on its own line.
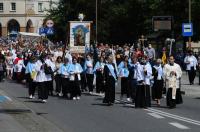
left=144, top=57, right=152, bottom=107
left=135, top=56, right=152, bottom=108
left=34, top=54, right=48, bottom=103
left=163, top=55, right=182, bottom=109
left=184, top=50, right=198, bottom=85
left=68, top=57, right=83, bottom=100
left=44, top=54, right=55, bottom=96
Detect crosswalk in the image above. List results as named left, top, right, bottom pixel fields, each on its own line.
left=112, top=98, right=199, bottom=130
left=169, top=122, right=190, bottom=130
left=146, top=108, right=200, bottom=130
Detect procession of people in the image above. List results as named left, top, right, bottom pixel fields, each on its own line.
left=0, top=40, right=200, bottom=109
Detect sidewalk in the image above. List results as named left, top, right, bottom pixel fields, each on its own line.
left=181, top=71, right=200, bottom=97
left=0, top=89, right=63, bottom=132
left=0, top=90, right=27, bottom=132
left=0, top=105, right=27, bottom=132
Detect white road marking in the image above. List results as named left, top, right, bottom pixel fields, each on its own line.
left=124, top=104, right=135, bottom=107
left=5, top=96, right=12, bottom=101
left=145, top=108, right=200, bottom=126
left=148, top=113, right=165, bottom=119
left=169, top=122, right=190, bottom=129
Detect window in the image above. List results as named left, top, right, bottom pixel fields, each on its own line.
left=10, top=3, right=16, bottom=11
left=38, top=3, right=43, bottom=12
left=0, top=3, right=3, bottom=11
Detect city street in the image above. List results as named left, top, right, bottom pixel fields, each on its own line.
left=0, top=72, right=200, bottom=132
left=1, top=0, right=200, bottom=132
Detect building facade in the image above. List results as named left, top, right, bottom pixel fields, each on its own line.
left=0, top=0, right=59, bottom=36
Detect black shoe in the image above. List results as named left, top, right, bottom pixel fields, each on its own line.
left=107, top=103, right=113, bottom=106
left=143, top=107, right=148, bottom=109
left=169, top=106, right=176, bottom=109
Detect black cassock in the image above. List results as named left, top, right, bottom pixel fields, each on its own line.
left=166, top=80, right=183, bottom=108
left=152, top=67, right=163, bottom=100
left=96, top=70, right=105, bottom=93
left=103, top=64, right=116, bottom=104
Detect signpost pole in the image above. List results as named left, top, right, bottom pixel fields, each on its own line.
left=188, top=0, right=192, bottom=49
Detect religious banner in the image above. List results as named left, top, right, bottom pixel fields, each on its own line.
left=69, top=21, right=92, bottom=53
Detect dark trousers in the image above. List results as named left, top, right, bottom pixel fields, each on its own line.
left=129, top=79, right=137, bottom=101
left=152, top=80, right=163, bottom=100
left=103, top=77, right=115, bottom=104
left=167, top=88, right=176, bottom=108
left=55, top=74, right=62, bottom=93
left=145, top=85, right=151, bottom=107
left=16, top=72, right=23, bottom=83
left=26, top=73, right=36, bottom=96
left=96, top=72, right=104, bottom=93
left=80, top=73, right=87, bottom=91
left=135, top=85, right=146, bottom=108
left=199, top=71, right=200, bottom=85
left=0, top=71, right=3, bottom=82
left=38, top=82, right=48, bottom=100
left=62, top=78, right=70, bottom=97
left=86, top=74, right=94, bottom=92
left=121, top=77, right=129, bottom=97
left=45, top=80, right=53, bottom=95
left=188, top=68, right=196, bottom=84
left=70, top=80, right=81, bottom=98
left=176, top=88, right=183, bottom=104
left=29, top=80, right=37, bottom=96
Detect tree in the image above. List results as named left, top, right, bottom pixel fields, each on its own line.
left=47, top=0, right=200, bottom=43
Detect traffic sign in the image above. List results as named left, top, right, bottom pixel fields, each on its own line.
left=182, top=23, right=193, bottom=37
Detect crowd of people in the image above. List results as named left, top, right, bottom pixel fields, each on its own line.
left=0, top=40, right=200, bottom=109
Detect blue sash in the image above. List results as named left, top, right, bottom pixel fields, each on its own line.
left=61, top=64, right=70, bottom=75
left=119, top=68, right=129, bottom=77
left=94, top=62, right=105, bottom=72
left=106, top=64, right=117, bottom=81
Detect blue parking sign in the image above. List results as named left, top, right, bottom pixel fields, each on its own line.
left=182, top=23, right=193, bottom=37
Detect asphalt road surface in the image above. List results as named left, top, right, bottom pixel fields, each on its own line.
left=0, top=74, right=200, bottom=132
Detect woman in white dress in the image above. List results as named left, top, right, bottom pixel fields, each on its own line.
left=5, top=52, right=14, bottom=79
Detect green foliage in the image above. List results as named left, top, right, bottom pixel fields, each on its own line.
left=47, top=0, right=200, bottom=43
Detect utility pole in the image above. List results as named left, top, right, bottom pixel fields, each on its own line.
left=96, top=0, right=98, bottom=44
left=50, top=0, right=52, bottom=10
left=188, top=0, right=192, bottom=49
